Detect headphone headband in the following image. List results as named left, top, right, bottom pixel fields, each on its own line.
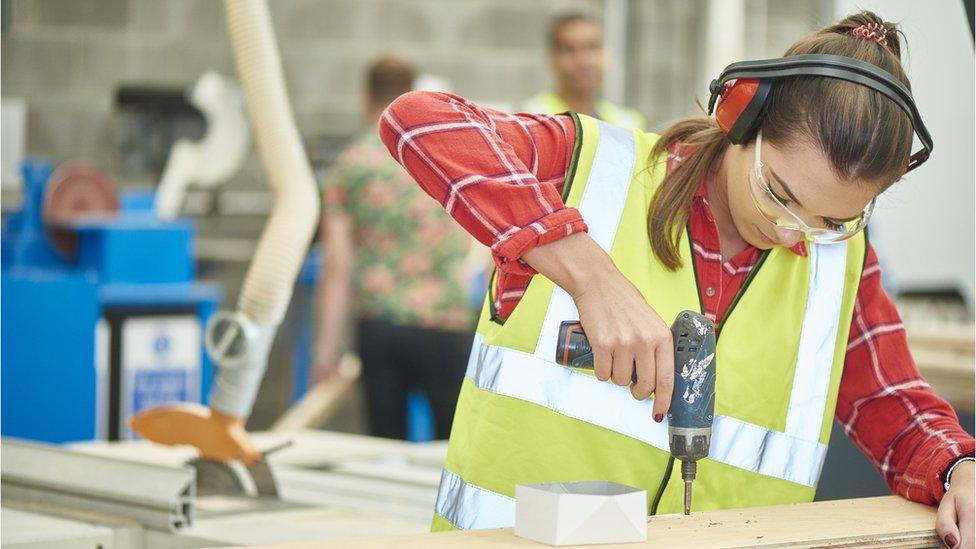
left=708, top=54, right=932, bottom=172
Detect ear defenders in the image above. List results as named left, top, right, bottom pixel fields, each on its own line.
left=707, top=53, right=933, bottom=172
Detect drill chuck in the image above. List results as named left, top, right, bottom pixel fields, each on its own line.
left=669, top=427, right=713, bottom=462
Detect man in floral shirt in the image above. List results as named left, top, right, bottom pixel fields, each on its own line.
left=315, top=56, right=477, bottom=440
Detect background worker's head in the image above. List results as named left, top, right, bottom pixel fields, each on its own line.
left=364, top=55, right=415, bottom=122
left=548, top=12, right=605, bottom=100
left=649, top=11, right=915, bottom=269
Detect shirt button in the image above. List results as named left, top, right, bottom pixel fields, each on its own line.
left=705, top=287, right=716, bottom=297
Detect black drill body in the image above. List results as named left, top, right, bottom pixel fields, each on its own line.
left=555, top=311, right=717, bottom=515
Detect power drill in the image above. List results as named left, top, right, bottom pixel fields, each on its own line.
left=555, top=311, right=717, bottom=515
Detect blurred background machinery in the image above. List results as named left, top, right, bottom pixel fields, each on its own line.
left=1, top=160, right=220, bottom=443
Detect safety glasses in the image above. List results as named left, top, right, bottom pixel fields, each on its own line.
left=748, top=130, right=875, bottom=244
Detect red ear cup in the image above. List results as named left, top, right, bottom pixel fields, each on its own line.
left=714, top=78, right=772, bottom=144
left=715, top=79, right=759, bottom=134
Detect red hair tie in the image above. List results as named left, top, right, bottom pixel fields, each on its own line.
left=852, top=22, right=888, bottom=46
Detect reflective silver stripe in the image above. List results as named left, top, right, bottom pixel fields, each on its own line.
left=784, top=242, right=848, bottom=443
left=574, top=121, right=635, bottom=251
left=535, top=120, right=636, bottom=361
left=435, top=468, right=515, bottom=530
left=466, top=332, right=827, bottom=487
left=710, top=413, right=827, bottom=487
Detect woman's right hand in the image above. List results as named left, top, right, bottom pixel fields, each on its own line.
left=522, top=233, right=675, bottom=422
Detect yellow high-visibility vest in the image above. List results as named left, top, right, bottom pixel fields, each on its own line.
left=521, top=91, right=647, bottom=131
left=432, top=114, right=865, bottom=531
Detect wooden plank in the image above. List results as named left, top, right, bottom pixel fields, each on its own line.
left=913, top=348, right=976, bottom=412
left=240, top=496, right=938, bottom=549
left=907, top=324, right=975, bottom=354
left=271, top=355, right=362, bottom=432
left=905, top=322, right=976, bottom=412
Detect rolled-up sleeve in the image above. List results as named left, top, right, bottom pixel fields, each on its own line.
left=378, top=90, right=587, bottom=275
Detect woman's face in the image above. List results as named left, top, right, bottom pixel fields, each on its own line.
left=722, top=135, right=885, bottom=250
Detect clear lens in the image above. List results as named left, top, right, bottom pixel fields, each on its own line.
left=748, top=132, right=873, bottom=245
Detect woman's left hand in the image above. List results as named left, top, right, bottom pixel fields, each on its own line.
left=937, top=461, right=974, bottom=549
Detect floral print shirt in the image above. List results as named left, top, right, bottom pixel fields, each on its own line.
left=324, top=129, right=476, bottom=332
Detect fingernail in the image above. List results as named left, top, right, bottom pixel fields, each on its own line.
left=944, top=533, right=957, bottom=548
left=654, top=414, right=664, bottom=423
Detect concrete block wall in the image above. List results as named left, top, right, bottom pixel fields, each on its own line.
left=627, top=0, right=827, bottom=131
left=627, top=0, right=706, bottom=131
left=1, top=0, right=602, bottom=188
left=2, top=0, right=832, bottom=187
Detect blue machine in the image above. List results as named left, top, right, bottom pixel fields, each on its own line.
left=1, top=161, right=220, bottom=443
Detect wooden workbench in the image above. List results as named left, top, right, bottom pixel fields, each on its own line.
left=908, top=323, right=976, bottom=413
left=245, top=496, right=939, bottom=548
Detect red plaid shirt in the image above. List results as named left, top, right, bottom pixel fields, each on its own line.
left=379, top=90, right=974, bottom=505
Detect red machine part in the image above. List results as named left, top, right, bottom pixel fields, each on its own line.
left=42, top=162, right=120, bottom=259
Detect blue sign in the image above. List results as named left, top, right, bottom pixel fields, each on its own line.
left=132, top=370, right=187, bottom=412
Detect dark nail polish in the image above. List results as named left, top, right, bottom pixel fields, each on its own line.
left=654, top=414, right=664, bottom=423
left=945, top=533, right=957, bottom=548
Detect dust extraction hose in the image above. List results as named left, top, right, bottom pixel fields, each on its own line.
left=209, top=0, right=320, bottom=417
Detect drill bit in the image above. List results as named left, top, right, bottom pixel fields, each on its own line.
left=681, top=460, right=697, bottom=515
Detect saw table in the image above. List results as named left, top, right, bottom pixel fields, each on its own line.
left=1, top=430, right=445, bottom=548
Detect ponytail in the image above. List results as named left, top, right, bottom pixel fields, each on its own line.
left=647, top=118, right=728, bottom=270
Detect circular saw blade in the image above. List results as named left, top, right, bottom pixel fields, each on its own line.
left=188, top=457, right=256, bottom=497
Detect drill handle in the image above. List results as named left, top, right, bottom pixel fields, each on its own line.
left=556, top=321, right=638, bottom=383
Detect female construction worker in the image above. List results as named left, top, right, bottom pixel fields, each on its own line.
left=379, top=11, right=974, bottom=548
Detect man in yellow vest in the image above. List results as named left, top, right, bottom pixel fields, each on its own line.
left=522, top=12, right=646, bottom=130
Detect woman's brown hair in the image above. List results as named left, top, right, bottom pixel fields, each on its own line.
left=647, top=11, right=914, bottom=270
